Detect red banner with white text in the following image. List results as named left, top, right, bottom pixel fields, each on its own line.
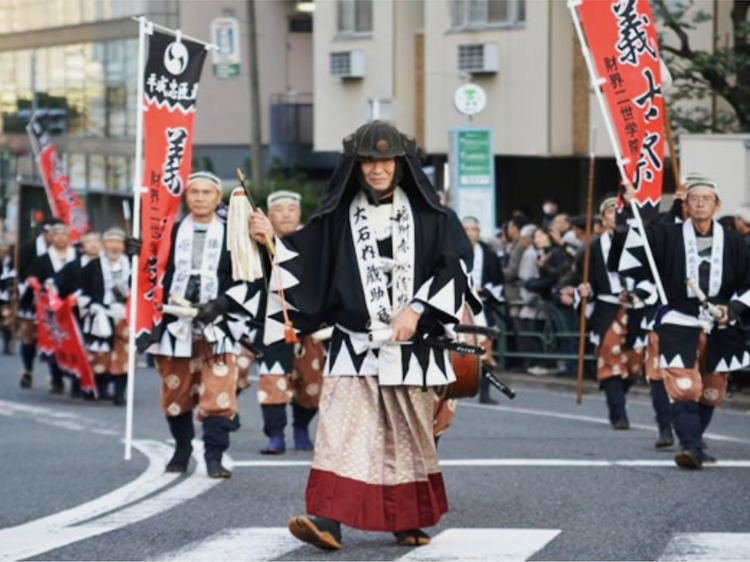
left=577, top=0, right=664, bottom=206
left=135, top=31, right=207, bottom=348
left=27, top=115, right=90, bottom=242
left=30, top=278, right=96, bottom=395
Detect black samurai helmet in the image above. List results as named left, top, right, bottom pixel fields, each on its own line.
left=313, top=120, right=444, bottom=218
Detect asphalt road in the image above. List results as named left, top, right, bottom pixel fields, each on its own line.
left=1, top=353, right=750, bottom=561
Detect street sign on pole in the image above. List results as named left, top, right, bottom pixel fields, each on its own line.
left=453, top=83, right=487, bottom=117
left=448, top=127, right=496, bottom=240
left=211, top=17, right=241, bottom=79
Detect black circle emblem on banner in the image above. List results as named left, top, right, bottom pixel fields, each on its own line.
left=164, top=41, right=190, bottom=75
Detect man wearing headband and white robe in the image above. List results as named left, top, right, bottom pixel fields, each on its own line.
left=17, top=217, right=64, bottom=389
left=78, top=228, right=130, bottom=404
left=250, top=121, right=480, bottom=551
left=578, top=194, right=651, bottom=431
left=27, top=222, right=78, bottom=395
left=142, top=171, right=262, bottom=478
left=617, top=176, right=750, bottom=469
left=254, top=189, right=325, bottom=454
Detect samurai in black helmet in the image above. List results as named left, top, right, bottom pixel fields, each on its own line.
left=249, top=120, right=482, bottom=548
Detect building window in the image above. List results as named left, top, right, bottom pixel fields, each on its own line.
left=337, top=0, right=373, bottom=34
left=451, top=0, right=525, bottom=29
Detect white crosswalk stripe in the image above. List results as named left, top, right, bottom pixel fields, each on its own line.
left=155, top=528, right=299, bottom=561
left=658, top=533, right=750, bottom=561
left=153, top=527, right=562, bottom=561
left=394, top=529, right=561, bottom=561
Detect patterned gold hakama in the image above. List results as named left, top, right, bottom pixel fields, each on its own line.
left=306, top=376, right=447, bottom=532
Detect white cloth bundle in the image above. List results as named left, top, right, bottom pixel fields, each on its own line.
left=227, top=187, right=265, bottom=282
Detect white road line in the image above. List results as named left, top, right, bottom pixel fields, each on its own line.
left=463, top=402, right=750, bottom=446
left=0, top=398, right=120, bottom=436
left=0, top=440, right=175, bottom=561
left=396, top=528, right=561, bottom=561
left=228, top=458, right=750, bottom=469
left=155, top=528, right=300, bottom=561
left=659, top=533, right=750, bottom=561
left=0, top=440, right=227, bottom=561
left=82, top=441, right=226, bottom=529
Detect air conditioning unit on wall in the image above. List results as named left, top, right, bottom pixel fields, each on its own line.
left=457, top=43, right=498, bottom=74
left=330, top=50, right=365, bottom=79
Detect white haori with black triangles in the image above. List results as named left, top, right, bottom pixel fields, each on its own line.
left=156, top=215, right=223, bottom=357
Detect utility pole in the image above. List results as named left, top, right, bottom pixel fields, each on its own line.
left=247, top=0, right=263, bottom=195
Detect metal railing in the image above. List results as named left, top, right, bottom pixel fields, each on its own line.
left=486, top=300, right=596, bottom=369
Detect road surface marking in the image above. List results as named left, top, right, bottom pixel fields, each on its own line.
left=464, top=402, right=750, bottom=446
left=155, top=528, right=300, bottom=561
left=659, top=533, right=750, bottom=561
left=396, top=528, right=561, bottom=561
left=228, top=458, right=750, bottom=468
left=0, top=440, right=227, bottom=561
left=0, top=398, right=120, bottom=436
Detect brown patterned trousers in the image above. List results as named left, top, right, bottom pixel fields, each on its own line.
left=596, top=309, right=644, bottom=382
left=155, top=338, right=239, bottom=421
left=257, top=336, right=324, bottom=409
left=87, top=319, right=129, bottom=376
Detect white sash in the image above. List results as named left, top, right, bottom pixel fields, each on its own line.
left=100, top=254, right=130, bottom=306
left=169, top=215, right=222, bottom=306
left=684, top=218, right=723, bottom=299
left=349, top=187, right=416, bottom=324
left=349, top=188, right=416, bottom=382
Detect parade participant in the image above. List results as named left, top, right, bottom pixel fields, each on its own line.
left=617, top=177, right=750, bottom=469
left=252, top=121, right=480, bottom=550
left=17, top=218, right=63, bottom=388
left=462, top=216, right=503, bottom=404
left=78, top=228, right=130, bottom=404
left=57, top=231, right=101, bottom=305
left=577, top=194, right=648, bottom=430
left=256, top=190, right=324, bottom=454
left=27, top=222, right=78, bottom=394
left=143, top=171, right=262, bottom=478
left=0, top=243, right=16, bottom=355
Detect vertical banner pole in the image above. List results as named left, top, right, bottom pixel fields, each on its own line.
left=663, top=102, right=682, bottom=193
left=568, top=0, right=667, bottom=306
left=124, top=16, right=147, bottom=461
left=576, top=126, right=596, bottom=405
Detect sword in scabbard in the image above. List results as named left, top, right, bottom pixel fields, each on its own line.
left=686, top=278, right=726, bottom=320
left=483, top=367, right=516, bottom=400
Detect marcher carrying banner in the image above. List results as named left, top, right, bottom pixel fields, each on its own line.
left=569, top=0, right=667, bottom=305
left=27, top=115, right=90, bottom=243
left=30, top=277, right=95, bottom=395
left=124, top=18, right=211, bottom=460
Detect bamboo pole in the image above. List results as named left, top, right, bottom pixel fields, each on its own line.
left=576, top=126, right=596, bottom=405
left=663, top=102, right=682, bottom=194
